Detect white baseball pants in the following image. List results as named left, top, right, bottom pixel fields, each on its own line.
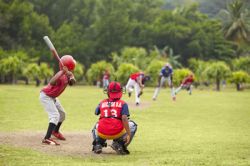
left=126, top=78, right=141, bottom=104
left=39, top=91, right=66, bottom=125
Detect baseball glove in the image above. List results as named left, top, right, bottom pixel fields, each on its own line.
left=138, top=91, right=143, bottom=97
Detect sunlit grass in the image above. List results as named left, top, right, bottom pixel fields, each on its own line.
left=0, top=85, right=250, bottom=166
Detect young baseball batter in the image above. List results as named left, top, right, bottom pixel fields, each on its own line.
left=40, top=55, right=76, bottom=145
left=92, top=81, right=137, bottom=155
left=152, top=63, right=176, bottom=101
left=175, top=74, right=194, bottom=95
left=126, top=72, right=150, bottom=106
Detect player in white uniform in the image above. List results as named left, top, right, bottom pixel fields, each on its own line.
left=126, top=72, right=150, bottom=106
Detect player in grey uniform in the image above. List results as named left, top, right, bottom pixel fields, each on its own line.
left=152, top=63, right=176, bottom=101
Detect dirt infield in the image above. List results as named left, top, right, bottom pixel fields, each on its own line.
left=0, top=131, right=116, bottom=157
left=0, top=103, right=151, bottom=157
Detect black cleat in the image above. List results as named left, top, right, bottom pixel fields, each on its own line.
left=93, top=144, right=102, bottom=154
left=128, top=92, right=131, bottom=98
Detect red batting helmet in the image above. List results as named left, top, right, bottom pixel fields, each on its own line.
left=107, top=82, right=123, bottom=100
left=60, top=55, right=76, bottom=71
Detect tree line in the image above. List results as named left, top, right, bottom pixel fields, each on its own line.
left=0, top=0, right=249, bottom=90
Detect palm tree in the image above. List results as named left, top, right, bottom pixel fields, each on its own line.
left=0, top=56, right=23, bottom=84
left=218, top=0, right=249, bottom=44
left=204, top=61, right=231, bottom=91
left=230, top=70, right=249, bottom=91
left=154, top=45, right=182, bottom=68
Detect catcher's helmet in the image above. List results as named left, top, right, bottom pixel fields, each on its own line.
left=60, top=55, right=76, bottom=71
left=107, top=81, right=123, bottom=100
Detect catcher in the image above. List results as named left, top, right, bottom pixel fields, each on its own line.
left=175, top=74, right=194, bottom=95
left=92, top=81, right=137, bottom=155
left=40, top=55, right=76, bottom=145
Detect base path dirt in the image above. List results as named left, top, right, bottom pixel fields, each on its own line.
left=0, top=131, right=117, bottom=157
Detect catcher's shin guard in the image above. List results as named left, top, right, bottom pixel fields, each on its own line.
left=111, top=138, right=130, bottom=155
left=92, top=139, right=107, bottom=154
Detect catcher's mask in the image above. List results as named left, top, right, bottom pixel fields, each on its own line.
left=60, top=55, right=76, bottom=71
left=103, top=81, right=125, bottom=100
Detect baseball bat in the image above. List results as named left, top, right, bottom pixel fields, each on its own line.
left=43, top=36, right=64, bottom=67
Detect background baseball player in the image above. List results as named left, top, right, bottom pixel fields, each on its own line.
left=102, top=68, right=110, bottom=89
left=92, top=81, right=137, bottom=155
left=40, top=55, right=76, bottom=145
left=152, top=63, right=176, bottom=101
left=125, top=72, right=150, bottom=106
left=175, top=74, right=194, bottom=95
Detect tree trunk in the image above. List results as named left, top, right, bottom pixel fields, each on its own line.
left=216, top=78, right=220, bottom=91
left=236, top=83, right=241, bottom=91
left=12, top=73, right=16, bottom=84
left=0, top=75, right=3, bottom=83
left=25, top=77, right=29, bottom=85
left=44, top=78, right=48, bottom=85
left=35, top=77, right=41, bottom=87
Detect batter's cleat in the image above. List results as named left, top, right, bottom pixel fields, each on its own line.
left=136, top=102, right=140, bottom=106
left=93, top=144, right=102, bottom=154
left=152, top=97, right=156, bottom=101
left=42, top=138, right=60, bottom=145
left=111, top=142, right=129, bottom=155
left=128, top=92, right=131, bottom=98
left=52, top=131, right=66, bottom=140
left=172, top=96, right=176, bottom=101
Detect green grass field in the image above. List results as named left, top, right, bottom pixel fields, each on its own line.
left=0, top=85, right=250, bottom=166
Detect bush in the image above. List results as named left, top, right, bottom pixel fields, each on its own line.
left=231, top=57, right=250, bottom=74
left=112, top=47, right=153, bottom=70
left=23, top=63, right=41, bottom=80
left=86, top=61, right=114, bottom=85
left=39, top=63, right=53, bottom=85
left=73, top=61, right=85, bottom=82
left=116, top=63, right=139, bottom=85
left=188, top=58, right=208, bottom=83
left=229, top=71, right=249, bottom=91
left=173, top=68, right=194, bottom=86
left=203, top=61, right=231, bottom=91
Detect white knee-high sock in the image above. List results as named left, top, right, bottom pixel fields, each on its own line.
left=171, top=87, right=175, bottom=97
left=175, top=86, right=182, bottom=94
left=153, top=87, right=160, bottom=99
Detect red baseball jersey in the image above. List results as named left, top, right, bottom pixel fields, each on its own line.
left=130, top=72, right=143, bottom=80
left=42, top=74, right=68, bottom=98
left=182, top=77, right=194, bottom=85
left=97, top=99, right=126, bottom=136
left=103, top=72, right=110, bottom=80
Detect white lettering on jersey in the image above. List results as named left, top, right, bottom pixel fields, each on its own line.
left=101, top=101, right=122, bottom=108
